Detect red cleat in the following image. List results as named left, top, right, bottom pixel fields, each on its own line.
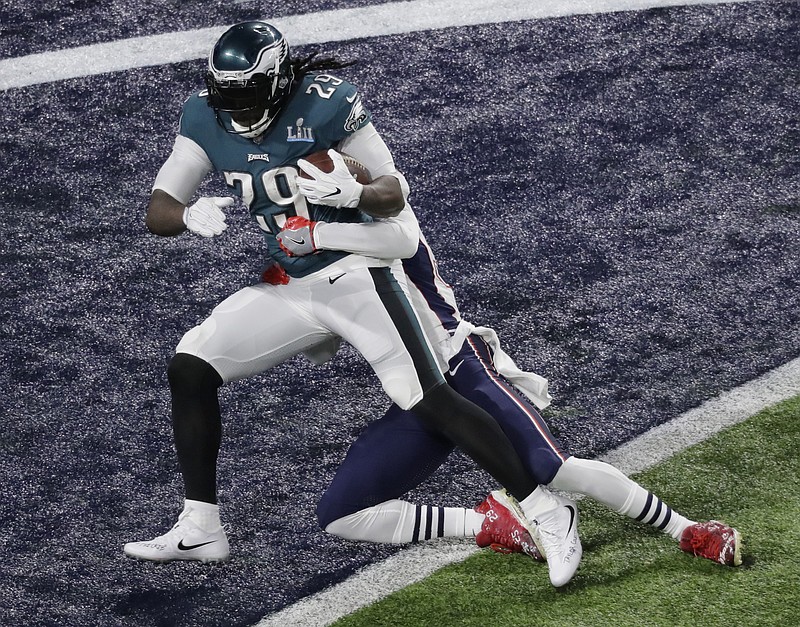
left=680, top=520, right=743, bottom=566
left=475, top=491, right=545, bottom=562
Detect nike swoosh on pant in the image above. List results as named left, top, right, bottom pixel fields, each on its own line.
left=448, top=360, right=465, bottom=376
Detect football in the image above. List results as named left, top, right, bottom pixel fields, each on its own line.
left=299, top=150, right=373, bottom=184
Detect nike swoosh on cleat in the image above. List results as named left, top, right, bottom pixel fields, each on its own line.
left=448, top=360, right=465, bottom=376
left=322, top=187, right=342, bottom=199
left=287, top=236, right=305, bottom=245
left=565, top=505, right=576, bottom=537
left=177, top=539, right=218, bottom=551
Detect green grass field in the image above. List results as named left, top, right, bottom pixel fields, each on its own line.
left=333, top=397, right=800, bottom=627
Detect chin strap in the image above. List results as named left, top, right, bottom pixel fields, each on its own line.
left=230, top=110, right=275, bottom=138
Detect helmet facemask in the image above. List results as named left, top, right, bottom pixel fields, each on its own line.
left=205, top=23, right=294, bottom=138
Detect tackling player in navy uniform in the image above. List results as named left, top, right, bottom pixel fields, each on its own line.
left=278, top=204, right=744, bottom=571
left=124, top=21, right=584, bottom=586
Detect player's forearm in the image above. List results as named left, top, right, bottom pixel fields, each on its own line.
left=355, top=175, right=405, bottom=218
left=146, top=189, right=187, bottom=236
left=314, top=206, right=420, bottom=258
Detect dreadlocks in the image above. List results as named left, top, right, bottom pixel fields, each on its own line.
left=291, top=51, right=357, bottom=80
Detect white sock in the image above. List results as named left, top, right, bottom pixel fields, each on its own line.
left=549, top=457, right=694, bottom=540
left=183, top=499, right=221, bottom=532
left=325, top=500, right=485, bottom=543
left=518, top=485, right=560, bottom=520
left=464, top=509, right=485, bottom=536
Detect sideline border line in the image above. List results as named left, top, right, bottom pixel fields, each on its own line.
left=258, top=356, right=800, bottom=626
left=0, top=0, right=754, bottom=90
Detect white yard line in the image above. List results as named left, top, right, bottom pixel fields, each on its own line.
left=258, top=355, right=800, bottom=626
left=599, top=357, right=800, bottom=475
left=0, top=0, right=755, bottom=90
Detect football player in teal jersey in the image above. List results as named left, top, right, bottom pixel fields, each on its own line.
left=125, top=21, right=584, bottom=586
left=165, top=48, right=374, bottom=278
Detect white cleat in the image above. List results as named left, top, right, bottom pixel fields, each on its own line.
left=124, top=510, right=229, bottom=563
left=530, top=495, right=582, bottom=587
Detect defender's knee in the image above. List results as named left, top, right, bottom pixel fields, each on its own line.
left=320, top=500, right=412, bottom=543
left=316, top=494, right=338, bottom=531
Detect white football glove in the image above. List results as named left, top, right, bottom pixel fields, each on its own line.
left=183, top=197, right=233, bottom=237
left=297, top=149, right=363, bottom=209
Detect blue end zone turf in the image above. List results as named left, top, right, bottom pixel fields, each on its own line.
left=0, top=1, right=798, bottom=625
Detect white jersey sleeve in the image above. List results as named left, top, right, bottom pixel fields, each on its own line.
left=313, top=205, right=420, bottom=259
left=313, top=122, right=418, bottom=258
left=152, top=135, right=214, bottom=205
left=338, top=122, right=410, bottom=199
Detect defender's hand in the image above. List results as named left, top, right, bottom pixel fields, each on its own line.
left=277, top=216, right=318, bottom=256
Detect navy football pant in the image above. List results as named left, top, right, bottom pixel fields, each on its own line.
left=317, top=334, right=570, bottom=528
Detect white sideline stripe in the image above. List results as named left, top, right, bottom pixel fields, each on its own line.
left=0, top=0, right=755, bottom=90
left=599, top=356, right=800, bottom=474
left=257, top=355, right=800, bottom=626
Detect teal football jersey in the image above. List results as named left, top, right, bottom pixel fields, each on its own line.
left=179, top=73, right=374, bottom=277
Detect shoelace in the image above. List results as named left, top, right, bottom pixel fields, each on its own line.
left=536, top=525, right=562, bottom=551
left=687, top=527, right=726, bottom=560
